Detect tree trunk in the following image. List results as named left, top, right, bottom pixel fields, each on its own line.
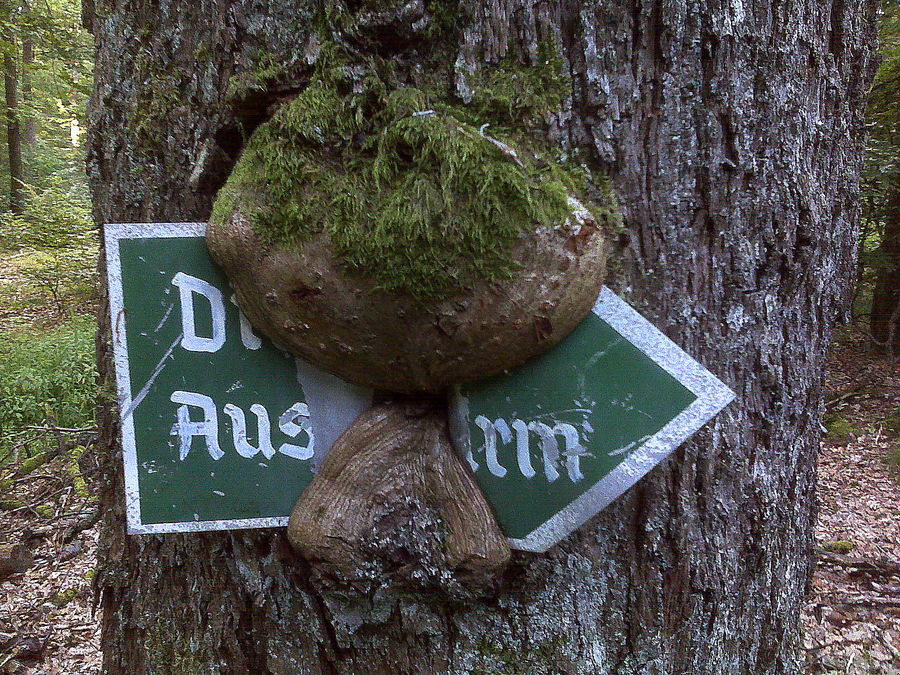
left=4, top=42, right=24, bottom=214
left=21, top=1, right=36, bottom=148
left=870, top=176, right=900, bottom=352
left=86, top=1, right=880, bottom=673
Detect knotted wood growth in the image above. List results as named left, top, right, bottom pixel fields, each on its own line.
left=288, top=401, right=510, bottom=593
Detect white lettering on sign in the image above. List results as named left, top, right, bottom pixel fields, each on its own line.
left=171, top=272, right=226, bottom=353
left=170, top=391, right=314, bottom=462
left=223, top=403, right=276, bottom=459
left=229, top=295, right=262, bottom=350
left=277, top=403, right=315, bottom=460
left=170, top=391, right=223, bottom=460
left=471, top=416, right=588, bottom=483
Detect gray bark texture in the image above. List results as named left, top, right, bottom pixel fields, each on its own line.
left=86, top=1, right=881, bottom=673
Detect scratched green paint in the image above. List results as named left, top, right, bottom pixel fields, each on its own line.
left=460, top=314, right=696, bottom=540
left=120, top=237, right=313, bottom=525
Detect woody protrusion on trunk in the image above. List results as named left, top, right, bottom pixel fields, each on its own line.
left=207, top=32, right=618, bottom=592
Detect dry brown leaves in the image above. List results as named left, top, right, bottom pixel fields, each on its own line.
left=0, top=453, right=100, bottom=675
left=803, top=335, right=900, bottom=674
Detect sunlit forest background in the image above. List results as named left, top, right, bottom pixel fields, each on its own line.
left=0, top=1, right=897, bottom=673
left=0, top=0, right=96, bottom=464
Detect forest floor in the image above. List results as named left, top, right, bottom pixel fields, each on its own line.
left=801, top=335, right=900, bottom=674
left=0, top=320, right=898, bottom=673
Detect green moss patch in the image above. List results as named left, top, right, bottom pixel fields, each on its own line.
left=821, top=540, right=855, bottom=555
left=225, top=51, right=290, bottom=103
left=50, top=587, right=79, bottom=608
left=467, top=42, right=571, bottom=124
left=213, top=49, right=617, bottom=299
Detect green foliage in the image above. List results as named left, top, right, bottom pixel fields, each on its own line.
left=867, top=3, right=900, bottom=159
left=857, top=2, right=900, bottom=328
left=0, top=316, right=98, bottom=457
left=0, top=1, right=95, bottom=319
left=825, top=415, right=859, bottom=440
left=861, top=4, right=900, bottom=213
left=0, top=0, right=93, bottom=190
left=0, top=175, right=93, bottom=248
left=215, top=48, right=616, bottom=299
left=0, top=176, right=97, bottom=313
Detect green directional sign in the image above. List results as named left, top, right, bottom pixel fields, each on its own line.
left=449, top=288, right=734, bottom=552
left=105, top=223, right=372, bottom=534
left=107, top=223, right=733, bottom=548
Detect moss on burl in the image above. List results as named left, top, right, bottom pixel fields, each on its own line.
left=212, top=50, right=617, bottom=299
left=208, top=46, right=616, bottom=391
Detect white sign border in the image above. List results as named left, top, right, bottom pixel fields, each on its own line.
left=451, top=286, right=735, bottom=553
left=106, top=222, right=292, bottom=535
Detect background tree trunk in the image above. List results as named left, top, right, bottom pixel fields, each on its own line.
left=21, top=0, right=36, bottom=148
left=4, top=40, right=24, bottom=214
left=870, top=177, right=900, bottom=352
left=86, top=1, right=880, bottom=673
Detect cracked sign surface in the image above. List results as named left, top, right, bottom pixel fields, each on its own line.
left=450, top=288, right=735, bottom=553
left=105, top=223, right=371, bottom=534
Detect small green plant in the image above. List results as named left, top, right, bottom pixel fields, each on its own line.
left=824, top=415, right=859, bottom=440
left=49, top=587, right=79, bottom=607
left=35, top=504, right=55, bottom=518
left=0, top=316, right=98, bottom=462
left=821, top=540, right=855, bottom=554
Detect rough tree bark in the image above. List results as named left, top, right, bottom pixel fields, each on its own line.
left=86, top=1, right=880, bottom=673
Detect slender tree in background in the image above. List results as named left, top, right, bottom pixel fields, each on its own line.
left=86, top=1, right=880, bottom=673
left=3, top=14, right=23, bottom=214
left=866, top=2, right=900, bottom=352
left=21, top=0, right=35, bottom=147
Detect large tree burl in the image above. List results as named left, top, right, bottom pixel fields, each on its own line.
left=207, top=197, right=607, bottom=393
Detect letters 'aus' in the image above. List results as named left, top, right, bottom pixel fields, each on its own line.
left=167, top=272, right=314, bottom=462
